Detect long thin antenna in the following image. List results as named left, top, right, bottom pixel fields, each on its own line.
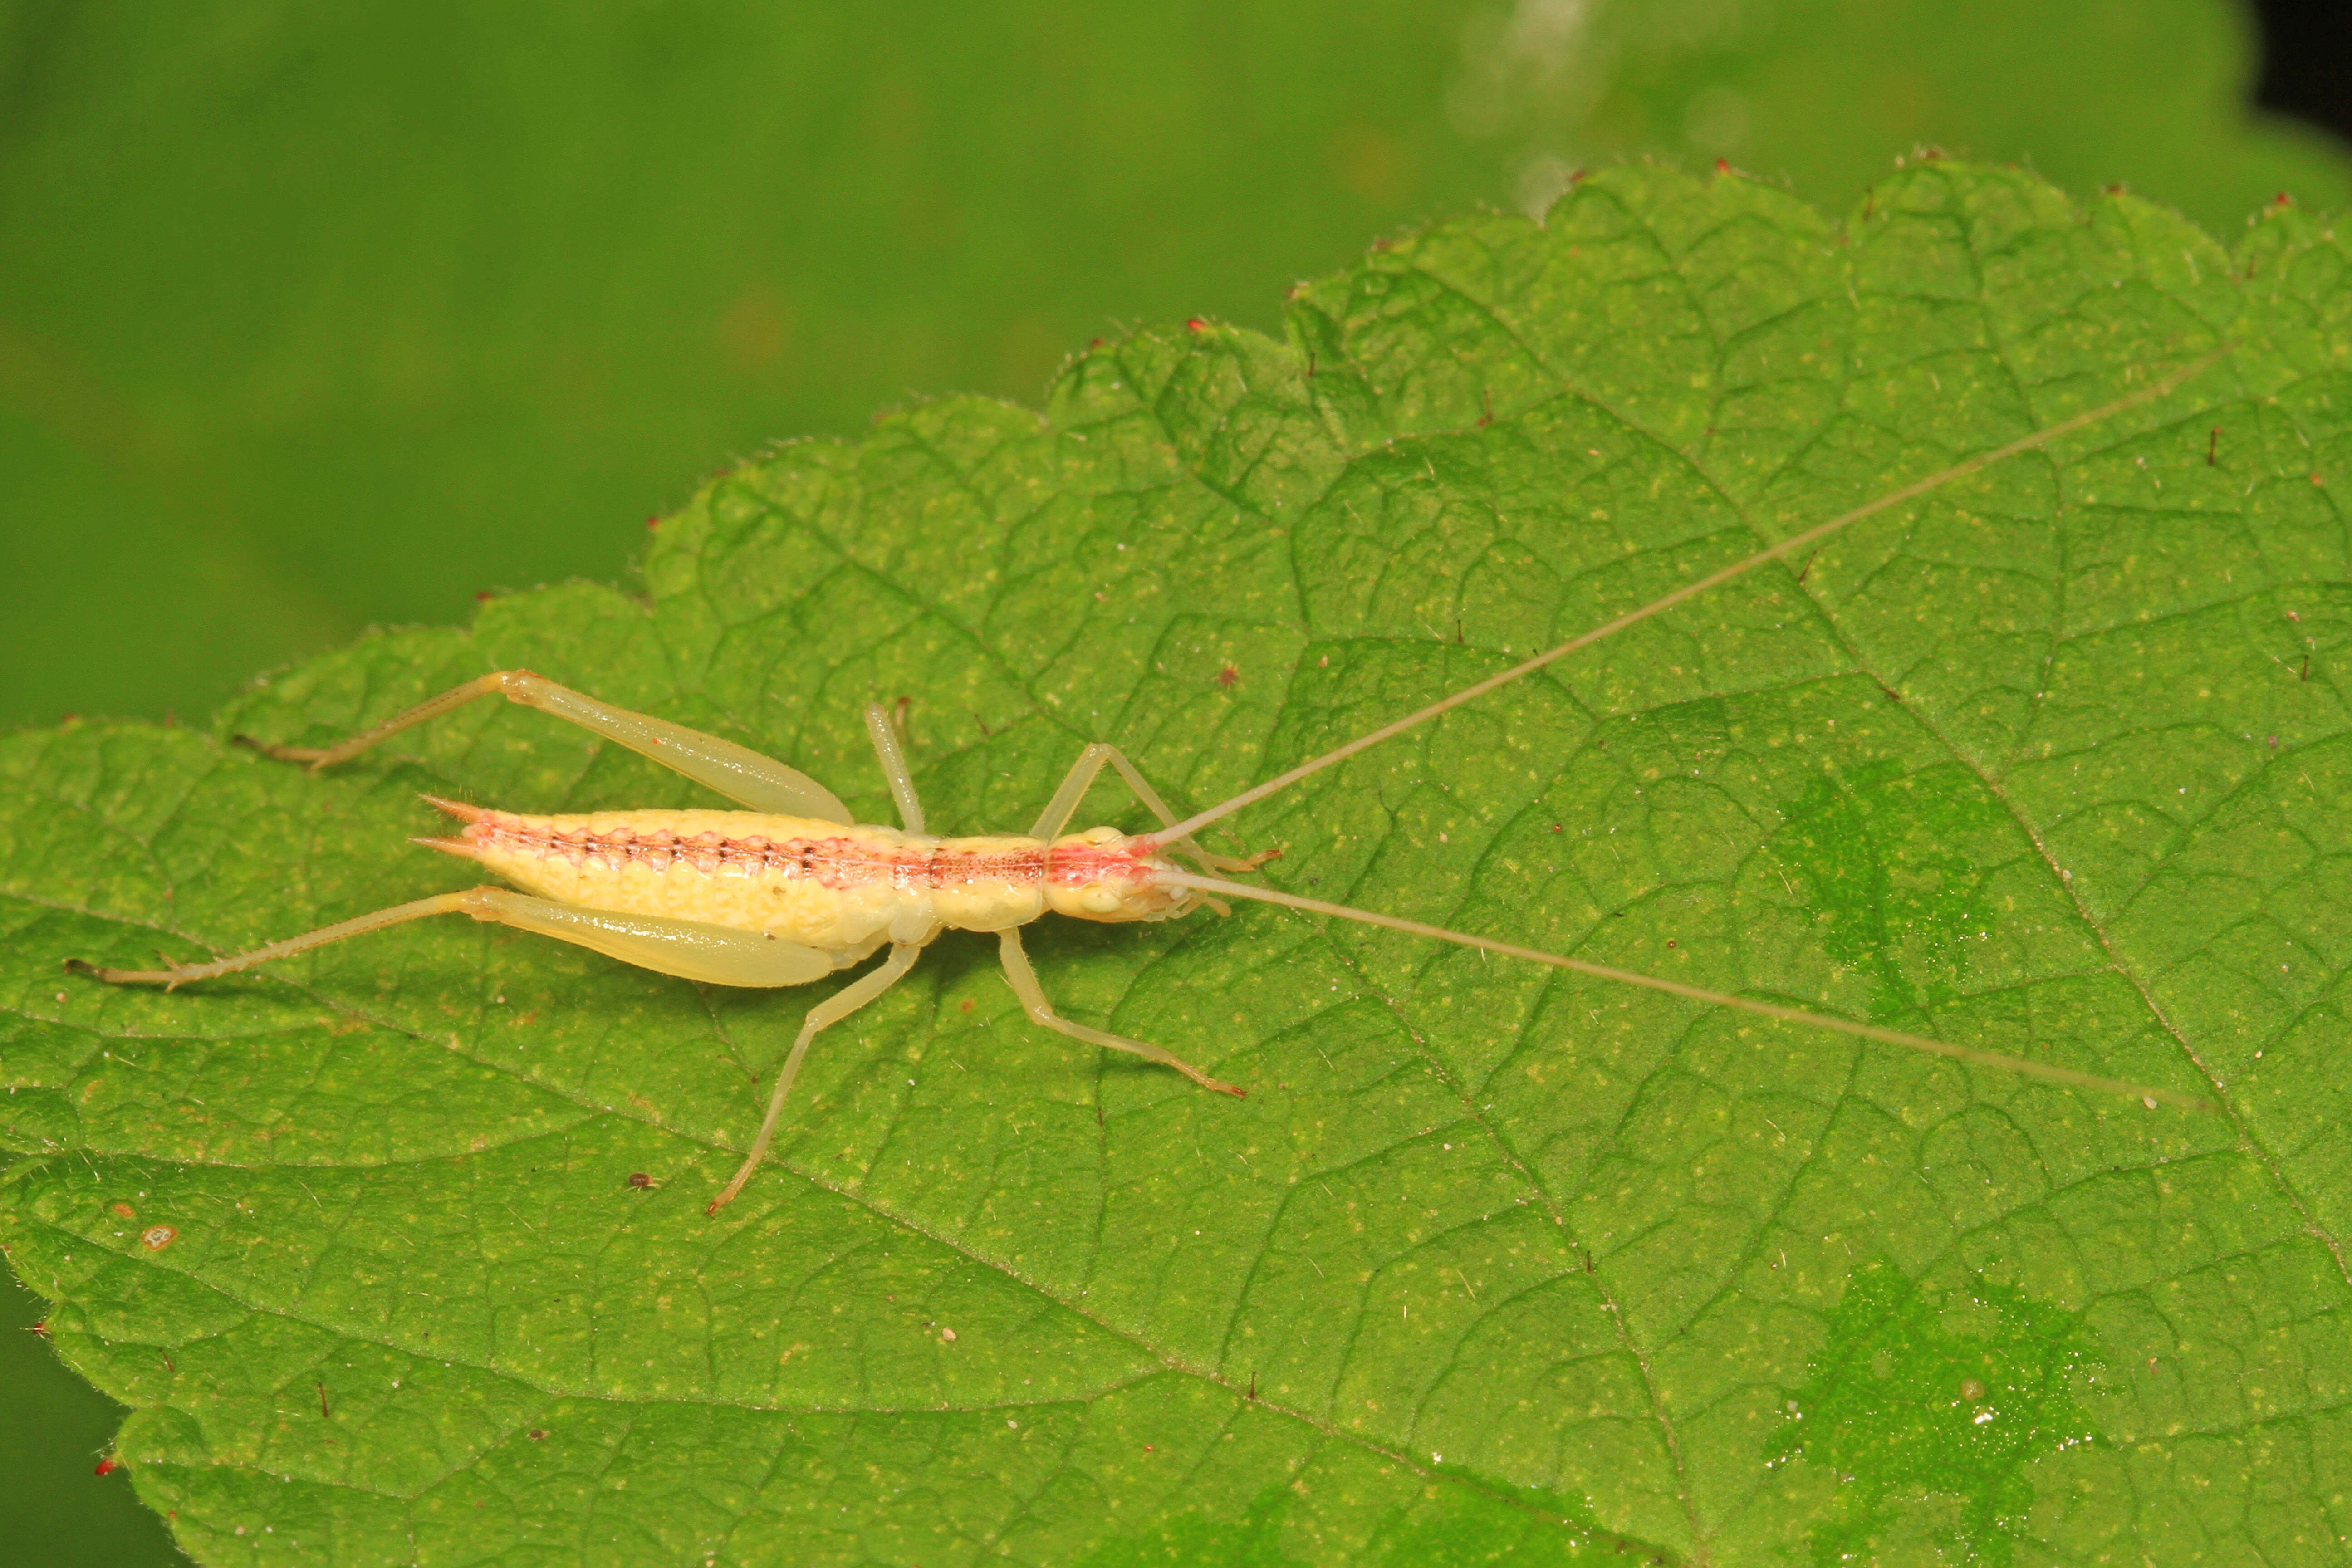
left=1151, top=349, right=2224, bottom=847
left=1156, top=871, right=2216, bottom=1112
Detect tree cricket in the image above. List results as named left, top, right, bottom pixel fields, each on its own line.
left=71, top=361, right=2221, bottom=1214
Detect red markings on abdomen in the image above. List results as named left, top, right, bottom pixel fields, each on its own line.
left=461, top=815, right=1053, bottom=893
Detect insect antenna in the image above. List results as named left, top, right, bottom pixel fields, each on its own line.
left=1154, top=870, right=2215, bottom=1112
left=1150, top=348, right=2226, bottom=848
left=1140, top=348, right=2229, bottom=1109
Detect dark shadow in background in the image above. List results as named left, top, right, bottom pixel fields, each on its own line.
left=2252, top=0, right=2352, bottom=140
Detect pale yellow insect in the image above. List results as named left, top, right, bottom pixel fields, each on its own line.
left=75, top=364, right=2218, bottom=1213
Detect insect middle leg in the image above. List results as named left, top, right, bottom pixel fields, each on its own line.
left=707, top=941, right=927, bottom=1215
left=861, top=701, right=925, bottom=833
left=995, top=928, right=1242, bottom=1098
left=245, top=668, right=854, bottom=821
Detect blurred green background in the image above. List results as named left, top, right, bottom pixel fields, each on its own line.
left=2, top=1, right=2344, bottom=1562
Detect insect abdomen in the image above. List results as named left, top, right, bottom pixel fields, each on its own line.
left=426, top=804, right=1051, bottom=947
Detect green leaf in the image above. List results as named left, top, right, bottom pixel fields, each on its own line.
left=6, top=161, right=2347, bottom=1563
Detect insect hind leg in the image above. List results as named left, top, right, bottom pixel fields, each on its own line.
left=995, top=928, right=1244, bottom=1097
left=242, top=669, right=854, bottom=822
left=70, top=887, right=852, bottom=992
left=68, top=890, right=496, bottom=989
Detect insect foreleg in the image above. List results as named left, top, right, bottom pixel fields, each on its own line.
left=707, top=941, right=926, bottom=1215
left=862, top=702, right=926, bottom=834
left=245, top=669, right=853, bottom=822
left=1030, top=742, right=1267, bottom=874
left=995, top=928, right=1244, bottom=1098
